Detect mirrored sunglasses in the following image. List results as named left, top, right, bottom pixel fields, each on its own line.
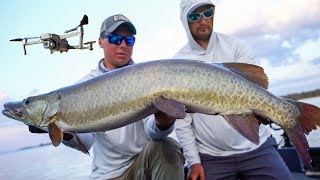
left=188, top=7, right=215, bottom=22
left=101, top=34, right=135, bottom=46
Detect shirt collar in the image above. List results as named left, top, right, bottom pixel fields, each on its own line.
left=98, top=58, right=134, bottom=73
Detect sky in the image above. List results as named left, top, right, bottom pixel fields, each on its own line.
left=0, top=0, right=320, bottom=105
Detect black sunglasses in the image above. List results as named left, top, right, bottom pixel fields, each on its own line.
left=188, top=7, right=215, bottom=22
left=101, top=34, right=135, bottom=46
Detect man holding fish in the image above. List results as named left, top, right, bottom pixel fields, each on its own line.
left=28, top=14, right=186, bottom=180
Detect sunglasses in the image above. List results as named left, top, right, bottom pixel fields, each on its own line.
left=101, top=34, right=135, bottom=46
left=188, top=7, right=215, bottom=22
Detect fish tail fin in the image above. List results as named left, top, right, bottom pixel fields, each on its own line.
left=296, top=101, right=320, bottom=134
left=284, top=126, right=313, bottom=170
left=282, top=100, right=320, bottom=170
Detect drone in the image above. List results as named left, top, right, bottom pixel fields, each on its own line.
left=10, top=15, right=96, bottom=55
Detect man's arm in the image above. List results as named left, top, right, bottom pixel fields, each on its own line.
left=175, top=114, right=201, bottom=166
left=144, top=111, right=176, bottom=141
left=175, top=114, right=205, bottom=179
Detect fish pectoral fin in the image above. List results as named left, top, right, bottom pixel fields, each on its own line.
left=48, top=122, right=63, bottom=147
left=224, top=114, right=260, bottom=145
left=153, top=97, right=187, bottom=119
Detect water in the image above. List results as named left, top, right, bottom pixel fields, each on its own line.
left=0, top=145, right=92, bottom=180
left=0, top=96, right=319, bottom=179
left=0, top=115, right=93, bottom=179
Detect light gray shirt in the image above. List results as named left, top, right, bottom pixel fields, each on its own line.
left=174, top=0, right=271, bottom=167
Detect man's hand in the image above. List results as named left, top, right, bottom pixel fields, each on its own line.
left=28, top=125, right=74, bottom=141
left=188, top=163, right=205, bottom=180
left=28, top=125, right=87, bottom=153
left=154, top=111, right=176, bottom=131
left=28, top=125, right=47, bottom=133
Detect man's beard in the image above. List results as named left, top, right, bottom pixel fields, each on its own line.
left=194, top=26, right=212, bottom=41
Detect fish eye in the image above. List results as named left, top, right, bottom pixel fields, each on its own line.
left=24, top=98, right=30, bottom=105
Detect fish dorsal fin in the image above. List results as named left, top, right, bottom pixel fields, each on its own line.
left=223, top=114, right=260, bottom=145
left=222, top=63, right=269, bottom=89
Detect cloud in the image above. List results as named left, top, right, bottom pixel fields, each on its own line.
left=211, top=0, right=320, bottom=95
left=294, top=37, right=320, bottom=61
left=258, top=45, right=320, bottom=95
left=215, top=0, right=320, bottom=36
left=214, top=0, right=320, bottom=65
left=269, top=75, right=320, bottom=96
left=259, top=37, right=320, bottom=94
left=0, top=90, right=8, bottom=101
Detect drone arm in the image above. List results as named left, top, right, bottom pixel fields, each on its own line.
left=24, top=39, right=41, bottom=46
left=59, top=31, right=78, bottom=40
left=21, top=38, right=41, bottom=55
left=64, top=27, right=77, bottom=34
left=60, top=26, right=85, bottom=49
left=79, top=26, right=84, bottom=49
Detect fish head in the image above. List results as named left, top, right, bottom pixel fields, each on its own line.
left=2, top=92, right=60, bottom=127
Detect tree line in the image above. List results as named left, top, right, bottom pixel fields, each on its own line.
left=282, top=89, right=320, bottom=100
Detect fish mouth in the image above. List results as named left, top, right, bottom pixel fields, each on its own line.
left=2, top=101, right=25, bottom=120
left=2, top=109, right=21, bottom=120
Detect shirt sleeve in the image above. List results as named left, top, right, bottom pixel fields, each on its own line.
left=175, top=114, right=201, bottom=166
left=144, top=115, right=174, bottom=141
left=234, top=40, right=256, bottom=64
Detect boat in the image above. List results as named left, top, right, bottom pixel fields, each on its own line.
left=182, top=123, right=320, bottom=179
left=271, top=123, right=320, bottom=179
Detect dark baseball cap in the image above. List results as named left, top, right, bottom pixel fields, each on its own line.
left=100, top=14, right=136, bottom=35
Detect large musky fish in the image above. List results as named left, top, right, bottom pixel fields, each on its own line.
left=2, top=59, right=320, bottom=169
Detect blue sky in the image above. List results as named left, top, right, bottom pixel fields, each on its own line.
left=0, top=0, right=320, bottom=104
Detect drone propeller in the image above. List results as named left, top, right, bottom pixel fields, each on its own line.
left=10, top=38, right=23, bottom=42
left=80, top=15, right=88, bottom=26
left=10, top=36, right=39, bottom=42
left=65, top=15, right=89, bottom=33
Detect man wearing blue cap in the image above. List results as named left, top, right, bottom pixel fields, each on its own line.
left=30, top=14, right=185, bottom=180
